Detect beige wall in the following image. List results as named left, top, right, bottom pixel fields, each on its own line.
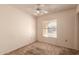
left=0, top=5, right=36, bottom=54
left=77, top=14, right=79, bottom=49
left=37, top=9, right=78, bottom=50
left=76, top=5, right=79, bottom=49
left=76, top=5, right=79, bottom=13
left=75, top=5, right=79, bottom=49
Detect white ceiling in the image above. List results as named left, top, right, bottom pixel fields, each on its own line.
left=11, top=4, right=77, bottom=16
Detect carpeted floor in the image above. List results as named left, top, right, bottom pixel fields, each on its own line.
left=5, top=42, right=79, bottom=55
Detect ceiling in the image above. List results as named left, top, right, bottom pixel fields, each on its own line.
left=11, top=4, right=77, bottom=16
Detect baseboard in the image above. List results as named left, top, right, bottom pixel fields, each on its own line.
left=3, top=41, right=37, bottom=55
left=37, top=40, right=79, bottom=51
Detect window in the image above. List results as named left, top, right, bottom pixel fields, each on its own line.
left=42, top=19, right=57, bottom=38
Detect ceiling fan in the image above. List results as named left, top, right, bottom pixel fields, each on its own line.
left=33, top=4, right=48, bottom=16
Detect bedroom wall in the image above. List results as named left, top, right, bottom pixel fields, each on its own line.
left=77, top=14, right=79, bottom=49
left=37, top=9, right=78, bottom=50
left=76, top=5, right=79, bottom=49
left=76, top=5, right=79, bottom=13
left=0, top=5, right=36, bottom=54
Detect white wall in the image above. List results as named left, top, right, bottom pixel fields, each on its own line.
left=37, top=9, right=78, bottom=50
left=0, top=5, right=36, bottom=54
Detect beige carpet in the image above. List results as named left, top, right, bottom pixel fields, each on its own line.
left=5, top=42, right=79, bottom=55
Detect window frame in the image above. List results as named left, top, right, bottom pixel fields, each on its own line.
left=42, top=19, right=57, bottom=38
